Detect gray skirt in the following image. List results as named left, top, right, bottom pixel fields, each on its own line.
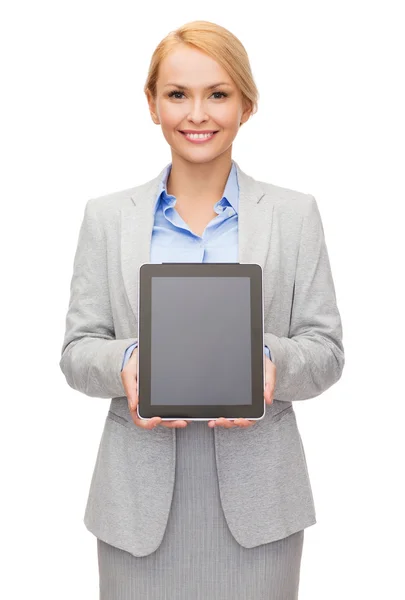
left=97, top=421, right=304, bottom=600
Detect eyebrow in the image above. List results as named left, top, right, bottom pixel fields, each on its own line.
left=164, top=82, right=232, bottom=89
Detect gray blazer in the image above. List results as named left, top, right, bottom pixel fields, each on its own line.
left=59, top=161, right=345, bottom=557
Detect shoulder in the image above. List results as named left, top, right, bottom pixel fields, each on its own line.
left=83, top=173, right=158, bottom=221
left=257, top=177, right=325, bottom=244
left=260, top=178, right=315, bottom=216
left=237, top=163, right=315, bottom=219
left=85, top=184, right=139, bottom=215
left=247, top=170, right=325, bottom=244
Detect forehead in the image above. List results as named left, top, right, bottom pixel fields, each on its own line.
left=158, top=45, right=233, bottom=87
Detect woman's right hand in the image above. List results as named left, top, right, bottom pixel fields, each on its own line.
left=121, top=347, right=190, bottom=429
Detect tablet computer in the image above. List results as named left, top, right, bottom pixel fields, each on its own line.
left=137, top=263, right=266, bottom=422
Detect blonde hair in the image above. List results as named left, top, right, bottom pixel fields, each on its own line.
left=144, top=20, right=259, bottom=119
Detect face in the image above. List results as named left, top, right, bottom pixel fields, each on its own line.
left=146, top=44, right=252, bottom=164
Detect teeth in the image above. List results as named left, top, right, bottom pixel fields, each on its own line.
left=184, top=132, right=214, bottom=139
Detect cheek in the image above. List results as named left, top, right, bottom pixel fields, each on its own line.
left=212, top=105, right=241, bottom=128
left=159, top=104, right=183, bottom=127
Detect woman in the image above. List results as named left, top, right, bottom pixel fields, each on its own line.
left=60, top=20, right=345, bottom=599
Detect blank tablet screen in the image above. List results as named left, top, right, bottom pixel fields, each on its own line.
left=150, top=276, right=252, bottom=406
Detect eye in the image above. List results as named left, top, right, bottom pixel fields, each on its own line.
left=168, top=91, right=185, bottom=99
left=167, top=90, right=228, bottom=99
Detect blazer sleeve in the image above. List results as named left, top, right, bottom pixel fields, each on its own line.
left=59, top=199, right=138, bottom=398
left=264, top=195, right=345, bottom=402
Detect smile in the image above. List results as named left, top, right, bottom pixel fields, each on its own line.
left=179, top=131, right=218, bottom=143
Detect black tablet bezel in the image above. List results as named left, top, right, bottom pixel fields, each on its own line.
left=137, top=263, right=265, bottom=421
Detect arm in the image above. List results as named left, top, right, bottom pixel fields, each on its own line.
left=59, top=199, right=138, bottom=398
left=264, top=195, right=344, bottom=402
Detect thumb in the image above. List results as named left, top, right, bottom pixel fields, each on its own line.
left=264, top=382, right=273, bottom=405
left=126, top=373, right=138, bottom=411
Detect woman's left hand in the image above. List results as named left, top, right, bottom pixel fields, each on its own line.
left=208, top=354, right=276, bottom=428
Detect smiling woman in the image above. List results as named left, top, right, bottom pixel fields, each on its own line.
left=92, top=19, right=306, bottom=600
left=59, top=16, right=344, bottom=600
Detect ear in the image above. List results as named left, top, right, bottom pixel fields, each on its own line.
left=240, top=98, right=253, bottom=127
left=145, top=89, right=160, bottom=124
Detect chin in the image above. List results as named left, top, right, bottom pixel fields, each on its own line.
left=172, top=150, right=225, bottom=165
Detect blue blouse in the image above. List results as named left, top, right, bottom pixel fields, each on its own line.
left=121, top=160, right=271, bottom=369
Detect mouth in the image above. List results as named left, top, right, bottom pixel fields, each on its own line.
left=178, top=130, right=219, bottom=143
left=179, top=130, right=219, bottom=134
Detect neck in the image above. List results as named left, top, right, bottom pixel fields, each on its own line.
left=166, top=151, right=233, bottom=205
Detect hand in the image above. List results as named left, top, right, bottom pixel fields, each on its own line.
left=208, top=353, right=276, bottom=429
left=121, top=348, right=190, bottom=429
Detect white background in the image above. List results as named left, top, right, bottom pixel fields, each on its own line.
left=1, top=1, right=404, bottom=598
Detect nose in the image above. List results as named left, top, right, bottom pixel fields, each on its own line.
left=187, top=100, right=209, bottom=124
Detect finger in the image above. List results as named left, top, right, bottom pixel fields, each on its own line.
left=264, top=383, right=274, bottom=405
left=219, top=418, right=234, bottom=429
left=160, top=420, right=188, bottom=428
left=209, top=418, right=240, bottom=428
left=124, top=369, right=155, bottom=429
left=208, top=417, right=225, bottom=428
left=268, top=383, right=275, bottom=404
left=238, top=419, right=253, bottom=427
left=138, top=417, right=162, bottom=429
left=233, top=418, right=251, bottom=427
left=122, top=370, right=138, bottom=413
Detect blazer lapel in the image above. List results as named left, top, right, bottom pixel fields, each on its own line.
left=120, top=161, right=275, bottom=325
